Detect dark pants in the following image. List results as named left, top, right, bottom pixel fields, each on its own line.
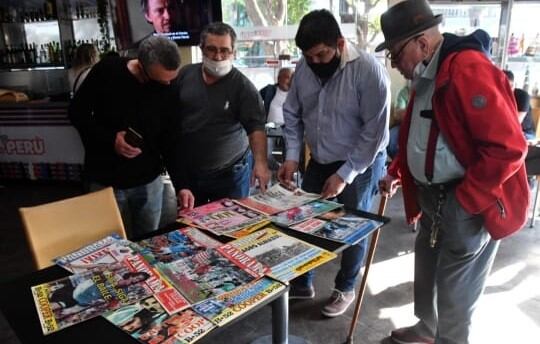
left=293, top=151, right=386, bottom=292
left=414, top=183, right=499, bottom=344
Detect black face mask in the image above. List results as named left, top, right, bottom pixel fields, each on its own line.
left=307, top=51, right=341, bottom=79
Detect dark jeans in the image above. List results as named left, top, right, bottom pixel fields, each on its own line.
left=387, top=125, right=400, bottom=159
left=293, top=151, right=387, bottom=292
left=88, top=175, right=163, bottom=239
left=526, top=144, right=540, bottom=175
left=191, top=150, right=254, bottom=206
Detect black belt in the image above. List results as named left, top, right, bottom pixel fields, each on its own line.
left=414, top=178, right=462, bottom=191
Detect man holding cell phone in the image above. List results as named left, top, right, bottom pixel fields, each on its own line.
left=69, top=36, right=194, bottom=239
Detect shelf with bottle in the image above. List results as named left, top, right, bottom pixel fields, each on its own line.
left=0, top=0, right=57, bottom=24
left=506, top=32, right=540, bottom=60
left=57, top=1, right=98, bottom=21
left=0, top=42, right=64, bottom=70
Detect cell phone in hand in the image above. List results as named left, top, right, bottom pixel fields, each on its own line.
left=124, top=127, right=144, bottom=148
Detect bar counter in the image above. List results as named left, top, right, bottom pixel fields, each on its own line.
left=0, top=100, right=83, bottom=181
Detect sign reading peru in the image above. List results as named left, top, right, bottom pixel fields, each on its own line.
left=0, top=135, right=45, bottom=155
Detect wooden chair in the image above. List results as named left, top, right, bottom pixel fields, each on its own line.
left=19, top=187, right=126, bottom=270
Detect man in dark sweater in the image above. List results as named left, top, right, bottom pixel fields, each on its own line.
left=69, top=36, right=193, bottom=239
left=175, top=22, right=270, bottom=205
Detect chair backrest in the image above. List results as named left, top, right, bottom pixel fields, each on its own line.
left=19, top=187, right=126, bottom=270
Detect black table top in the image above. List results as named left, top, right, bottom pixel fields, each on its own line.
left=0, top=209, right=388, bottom=343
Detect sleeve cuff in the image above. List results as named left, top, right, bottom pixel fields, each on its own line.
left=285, top=148, right=301, bottom=162
left=337, top=163, right=359, bottom=184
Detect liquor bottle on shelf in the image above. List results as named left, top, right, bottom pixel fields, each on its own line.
left=525, top=33, right=537, bottom=57
left=39, top=44, right=49, bottom=64
left=508, top=33, right=519, bottom=57
left=44, top=0, right=57, bottom=20
left=519, top=34, right=525, bottom=56
left=532, top=83, right=539, bottom=97
left=490, top=37, right=499, bottom=58
left=523, top=65, right=530, bottom=93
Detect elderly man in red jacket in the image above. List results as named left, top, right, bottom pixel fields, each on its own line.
left=377, top=1, right=529, bottom=344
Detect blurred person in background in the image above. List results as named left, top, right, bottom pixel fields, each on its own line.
left=68, top=43, right=99, bottom=96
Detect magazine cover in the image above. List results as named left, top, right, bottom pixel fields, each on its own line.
left=105, top=298, right=215, bottom=344
left=135, top=227, right=221, bottom=264
left=235, top=183, right=320, bottom=215
left=315, top=209, right=384, bottom=244
left=289, top=218, right=326, bottom=233
left=270, top=199, right=343, bottom=227
left=193, top=277, right=285, bottom=327
left=229, top=226, right=337, bottom=282
left=53, top=234, right=137, bottom=273
left=156, top=246, right=264, bottom=304
left=178, top=199, right=268, bottom=236
left=291, top=209, right=384, bottom=244
left=223, top=220, right=271, bottom=239
left=31, top=258, right=157, bottom=335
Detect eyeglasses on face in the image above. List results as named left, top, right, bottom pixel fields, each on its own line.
left=202, top=45, right=233, bottom=57
left=386, top=34, right=423, bottom=62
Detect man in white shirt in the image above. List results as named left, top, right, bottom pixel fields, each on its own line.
left=260, top=67, right=293, bottom=125
left=260, top=68, right=293, bottom=170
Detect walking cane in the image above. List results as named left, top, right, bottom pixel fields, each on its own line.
left=344, top=195, right=388, bottom=344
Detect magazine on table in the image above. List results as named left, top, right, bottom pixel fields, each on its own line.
left=135, top=227, right=221, bottom=264
left=32, top=256, right=159, bottom=335
left=223, top=220, right=271, bottom=239
left=53, top=234, right=137, bottom=273
left=270, top=199, right=343, bottom=227
left=192, top=277, right=285, bottom=327
left=104, top=297, right=215, bottom=344
left=290, top=208, right=385, bottom=245
left=235, top=183, right=320, bottom=215
left=155, top=244, right=266, bottom=304
left=122, top=254, right=190, bottom=314
left=178, top=199, right=269, bottom=236
left=228, top=226, right=337, bottom=283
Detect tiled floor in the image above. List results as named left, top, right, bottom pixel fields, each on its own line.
left=0, top=181, right=539, bottom=343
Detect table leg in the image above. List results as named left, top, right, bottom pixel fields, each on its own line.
left=250, top=290, right=308, bottom=344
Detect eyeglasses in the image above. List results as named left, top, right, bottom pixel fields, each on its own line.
left=386, top=34, right=423, bottom=62
left=202, top=45, right=233, bottom=58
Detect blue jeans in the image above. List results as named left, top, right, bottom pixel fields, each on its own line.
left=89, top=175, right=164, bottom=239
left=192, top=150, right=253, bottom=206
left=294, top=151, right=387, bottom=292
left=387, top=125, right=400, bottom=159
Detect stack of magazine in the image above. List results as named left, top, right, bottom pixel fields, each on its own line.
left=178, top=199, right=269, bottom=236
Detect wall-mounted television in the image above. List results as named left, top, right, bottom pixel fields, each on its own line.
left=112, top=0, right=222, bottom=51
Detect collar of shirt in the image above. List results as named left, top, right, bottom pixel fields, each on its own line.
left=339, top=41, right=360, bottom=69
left=420, top=39, right=444, bottom=81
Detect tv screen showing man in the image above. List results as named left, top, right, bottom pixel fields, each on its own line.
left=141, top=0, right=180, bottom=34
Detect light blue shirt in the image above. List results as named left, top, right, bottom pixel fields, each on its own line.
left=407, top=41, right=465, bottom=184
left=283, top=42, right=390, bottom=184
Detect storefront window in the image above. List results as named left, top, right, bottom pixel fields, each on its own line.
left=221, top=0, right=387, bottom=89
left=506, top=3, right=540, bottom=94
